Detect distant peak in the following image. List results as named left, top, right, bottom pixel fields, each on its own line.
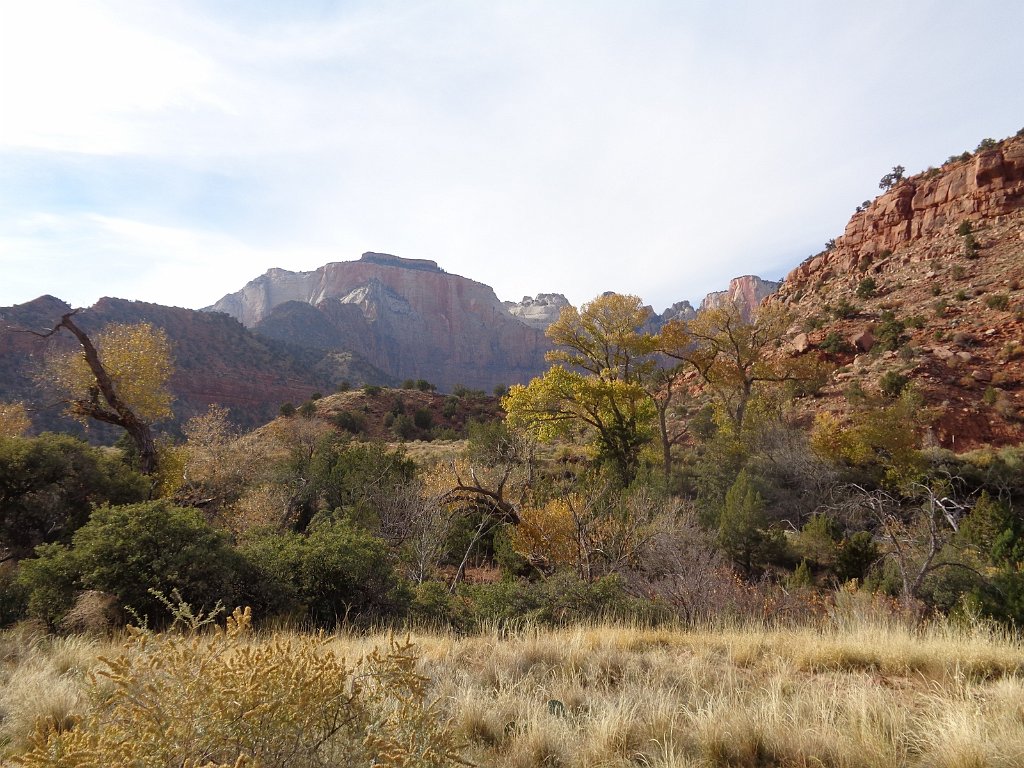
left=359, top=252, right=442, bottom=272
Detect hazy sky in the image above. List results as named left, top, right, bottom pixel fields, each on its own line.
left=2, top=1, right=1022, bottom=314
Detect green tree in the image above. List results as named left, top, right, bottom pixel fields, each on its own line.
left=18, top=500, right=245, bottom=627
left=717, top=470, right=783, bottom=574
left=504, top=293, right=658, bottom=486
left=0, top=433, right=147, bottom=562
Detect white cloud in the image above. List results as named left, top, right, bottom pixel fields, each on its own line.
left=2, top=0, right=1022, bottom=312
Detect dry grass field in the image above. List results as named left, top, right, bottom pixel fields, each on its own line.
left=3, top=611, right=1024, bottom=767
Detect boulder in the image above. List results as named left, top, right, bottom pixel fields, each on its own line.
left=849, top=329, right=875, bottom=352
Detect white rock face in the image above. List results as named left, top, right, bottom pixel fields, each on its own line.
left=504, top=293, right=571, bottom=330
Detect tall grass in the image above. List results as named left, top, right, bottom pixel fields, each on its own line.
left=3, top=613, right=1023, bottom=767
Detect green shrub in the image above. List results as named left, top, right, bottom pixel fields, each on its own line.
left=875, top=310, right=907, bottom=352
left=331, top=410, right=364, bottom=434
left=957, top=221, right=973, bottom=236
left=362, top=384, right=382, bottom=396
left=242, top=519, right=408, bottom=626
left=879, top=371, right=909, bottom=399
left=415, top=379, right=436, bottom=392
left=392, top=414, right=417, bottom=440
left=820, top=331, right=849, bottom=355
left=0, top=434, right=148, bottom=560
left=413, top=408, right=434, bottom=430
left=955, top=289, right=968, bottom=301
left=976, top=138, right=998, bottom=152
left=856, top=277, right=877, bottom=299
left=18, top=501, right=247, bottom=628
left=985, top=293, right=1010, bottom=310
left=830, top=298, right=858, bottom=320
left=278, top=402, right=296, bottom=417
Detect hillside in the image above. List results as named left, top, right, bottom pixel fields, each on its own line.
left=0, top=296, right=392, bottom=434
left=774, top=132, right=1024, bottom=449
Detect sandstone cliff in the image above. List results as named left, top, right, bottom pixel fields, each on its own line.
left=774, top=132, right=1024, bottom=450
left=699, top=276, right=781, bottom=320
left=209, top=253, right=551, bottom=392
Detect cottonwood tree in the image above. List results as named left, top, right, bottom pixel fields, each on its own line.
left=660, top=301, right=795, bottom=433
left=504, top=293, right=659, bottom=486
left=41, top=313, right=173, bottom=475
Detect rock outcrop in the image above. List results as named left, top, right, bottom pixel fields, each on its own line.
left=699, top=276, right=781, bottom=320
left=659, top=300, right=697, bottom=324
left=504, top=294, right=571, bottom=330
left=209, top=253, right=551, bottom=392
left=785, top=135, right=1024, bottom=289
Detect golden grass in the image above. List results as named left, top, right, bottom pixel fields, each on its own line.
left=3, top=618, right=1023, bottom=767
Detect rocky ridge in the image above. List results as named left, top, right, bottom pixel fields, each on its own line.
left=774, top=131, right=1024, bottom=450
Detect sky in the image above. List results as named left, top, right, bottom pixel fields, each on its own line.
left=1, top=1, right=1022, bottom=314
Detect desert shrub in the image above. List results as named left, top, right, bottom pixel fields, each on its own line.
left=392, top=414, right=417, bottom=440
left=18, top=501, right=247, bottom=628
left=361, top=384, right=382, bottom=396
left=874, top=310, right=907, bottom=351
left=879, top=371, right=909, bottom=399
left=855, top=277, right=877, bottom=299
left=830, top=298, right=858, bottom=320
left=957, top=221, right=973, bottom=237
left=986, top=293, right=1010, bottom=310
left=402, top=379, right=416, bottom=389
left=1001, top=341, right=1024, bottom=362
left=801, top=315, right=824, bottom=332
left=844, top=380, right=867, bottom=405
left=0, top=562, right=27, bottom=627
left=278, top=402, right=296, bottom=417
left=413, top=408, right=434, bottom=430
left=241, top=518, right=408, bottom=626
left=416, top=379, right=436, bottom=392
left=331, top=409, right=364, bottom=434
left=297, top=400, right=317, bottom=418
left=819, top=331, right=849, bottom=355
left=955, top=289, right=969, bottom=301
left=976, top=137, right=998, bottom=151
left=0, top=434, right=148, bottom=561
left=963, top=232, right=979, bottom=259
left=11, top=609, right=463, bottom=767
left=442, top=396, right=459, bottom=419
left=461, top=571, right=657, bottom=627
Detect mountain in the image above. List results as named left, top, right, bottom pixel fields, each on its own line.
left=207, top=252, right=552, bottom=392
left=699, top=276, right=781, bottom=320
left=774, top=131, right=1024, bottom=449
left=0, top=296, right=390, bottom=435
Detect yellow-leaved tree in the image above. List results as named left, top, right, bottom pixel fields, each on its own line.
left=660, top=301, right=795, bottom=433
left=503, top=293, right=658, bottom=486
left=44, top=313, right=173, bottom=475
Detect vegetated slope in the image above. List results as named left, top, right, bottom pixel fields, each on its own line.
left=264, top=385, right=503, bottom=443
left=0, top=296, right=392, bottom=435
left=207, top=252, right=553, bottom=392
left=774, top=131, right=1024, bottom=450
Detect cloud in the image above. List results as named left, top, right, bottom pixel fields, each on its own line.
left=2, top=0, right=1022, bottom=312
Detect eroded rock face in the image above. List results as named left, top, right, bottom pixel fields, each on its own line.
left=504, top=293, right=571, bottom=330
left=698, top=276, right=781, bottom=320
left=209, top=253, right=551, bottom=392
left=785, top=136, right=1024, bottom=289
